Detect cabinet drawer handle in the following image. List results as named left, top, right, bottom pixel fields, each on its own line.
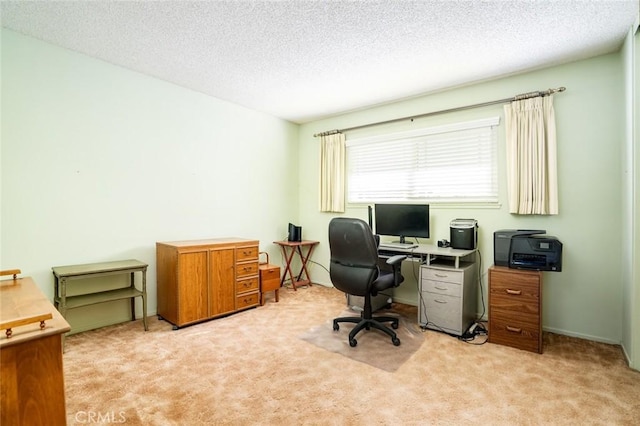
left=506, top=325, right=522, bottom=334
left=434, top=299, right=447, bottom=304
left=505, top=289, right=522, bottom=295
left=434, top=273, right=448, bottom=278
left=434, top=286, right=448, bottom=291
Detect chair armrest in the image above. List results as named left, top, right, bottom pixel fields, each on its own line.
left=385, top=255, right=407, bottom=268
left=384, top=255, right=407, bottom=287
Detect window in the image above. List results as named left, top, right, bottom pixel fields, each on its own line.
left=346, top=117, right=500, bottom=203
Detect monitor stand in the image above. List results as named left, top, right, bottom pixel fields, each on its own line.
left=392, top=236, right=415, bottom=247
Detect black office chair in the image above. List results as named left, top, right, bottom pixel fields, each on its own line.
left=328, top=217, right=406, bottom=347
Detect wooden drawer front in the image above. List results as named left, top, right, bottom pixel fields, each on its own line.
left=490, top=280, right=540, bottom=315
left=237, top=277, right=259, bottom=294
left=422, top=268, right=464, bottom=285
left=237, top=246, right=259, bottom=262
left=489, top=309, right=541, bottom=353
left=260, top=265, right=281, bottom=293
left=422, top=293, right=462, bottom=332
left=422, top=279, right=461, bottom=298
left=259, top=266, right=280, bottom=281
left=490, top=267, right=540, bottom=287
left=236, top=292, right=259, bottom=309
left=237, top=261, right=259, bottom=278
left=261, top=278, right=280, bottom=293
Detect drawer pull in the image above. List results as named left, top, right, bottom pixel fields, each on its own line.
left=434, top=286, right=448, bottom=291
left=434, top=299, right=447, bottom=304
left=506, top=325, right=522, bottom=334
left=505, top=289, right=522, bottom=295
left=434, top=273, right=449, bottom=278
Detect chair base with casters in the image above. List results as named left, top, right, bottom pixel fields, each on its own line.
left=333, top=276, right=403, bottom=347
left=333, top=310, right=401, bottom=347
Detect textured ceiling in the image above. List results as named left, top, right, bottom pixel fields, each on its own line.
left=1, top=1, right=638, bottom=123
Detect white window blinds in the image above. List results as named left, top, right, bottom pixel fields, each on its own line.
left=346, top=117, right=500, bottom=203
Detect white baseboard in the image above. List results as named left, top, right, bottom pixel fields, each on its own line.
left=66, top=309, right=156, bottom=335
left=542, top=325, right=621, bottom=346
left=391, top=295, right=418, bottom=307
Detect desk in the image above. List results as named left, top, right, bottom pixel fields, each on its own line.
left=377, top=243, right=476, bottom=268
left=52, top=259, right=148, bottom=333
left=274, top=240, right=319, bottom=290
left=377, top=244, right=478, bottom=336
left=1, top=275, right=71, bottom=425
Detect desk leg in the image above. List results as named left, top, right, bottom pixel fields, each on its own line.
left=58, top=277, right=67, bottom=351
left=142, top=268, right=148, bottom=331
left=279, top=245, right=298, bottom=291
left=130, top=272, right=136, bottom=321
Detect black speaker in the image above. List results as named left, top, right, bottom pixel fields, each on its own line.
left=288, top=223, right=302, bottom=242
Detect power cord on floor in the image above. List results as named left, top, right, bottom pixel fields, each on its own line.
left=457, top=321, right=489, bottom=345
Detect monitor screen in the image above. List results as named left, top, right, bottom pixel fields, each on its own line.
left=374, top=204, right=430, bottom=241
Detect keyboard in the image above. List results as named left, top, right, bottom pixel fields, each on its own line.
left=379, top=242, right=418, bottom=250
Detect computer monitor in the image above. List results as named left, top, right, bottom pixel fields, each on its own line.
left=374, top=204, right=430, bottom=243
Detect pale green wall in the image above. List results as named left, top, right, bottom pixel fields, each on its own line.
left=0, top=29, right=300, bottom=333
left=300, top=53, right=626, bottom=345
left=634, top=24, right=640, bottom=370
left=623, top=21, right=640, bottom=370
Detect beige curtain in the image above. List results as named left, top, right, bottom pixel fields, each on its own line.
left=504, top=95, right=558, bottom=215
left=319, top=133, right=346, bottom=213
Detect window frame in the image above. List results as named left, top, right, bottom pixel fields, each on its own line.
left=345, top=117, right=501, bottom=205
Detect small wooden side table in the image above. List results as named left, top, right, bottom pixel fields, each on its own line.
left=274, top=240, right=319, bottom=290
left=259, top=252, right=280, bottom=305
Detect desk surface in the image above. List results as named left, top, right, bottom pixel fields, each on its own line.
left=378, top=243, right=475, bottom=257
left=52, top=259, right=148, bottom=278
left=273, top=240, right=319, bottom=247
left=378, top=243, right=476, bottom=268
left=0, top=277, right=71, bottom=348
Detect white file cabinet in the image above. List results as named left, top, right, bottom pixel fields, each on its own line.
left=418, top=262, right=477, bottom=336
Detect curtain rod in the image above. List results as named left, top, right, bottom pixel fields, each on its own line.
left=313, top=86, right=566, bottom=137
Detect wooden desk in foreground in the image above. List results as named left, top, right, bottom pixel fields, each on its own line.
left=0, top=275, right=71, bottom=425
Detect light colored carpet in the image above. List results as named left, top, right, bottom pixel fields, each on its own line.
left=299, top=307, right=424, bottom=372
left=62, top=284, right=640, bottom=425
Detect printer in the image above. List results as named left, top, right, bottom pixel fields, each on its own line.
left=494, top=229, right=563, bottom=272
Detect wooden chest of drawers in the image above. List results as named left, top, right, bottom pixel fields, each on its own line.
left=156, top=238, right=260, bottom=329
left=488, top=266, right=542, bottom=353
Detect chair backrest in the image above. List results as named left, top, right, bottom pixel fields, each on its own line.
left=328, top=217, right=379, bottom=297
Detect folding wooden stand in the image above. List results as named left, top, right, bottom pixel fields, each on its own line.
left=273, top=240, right=319, bottom=290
